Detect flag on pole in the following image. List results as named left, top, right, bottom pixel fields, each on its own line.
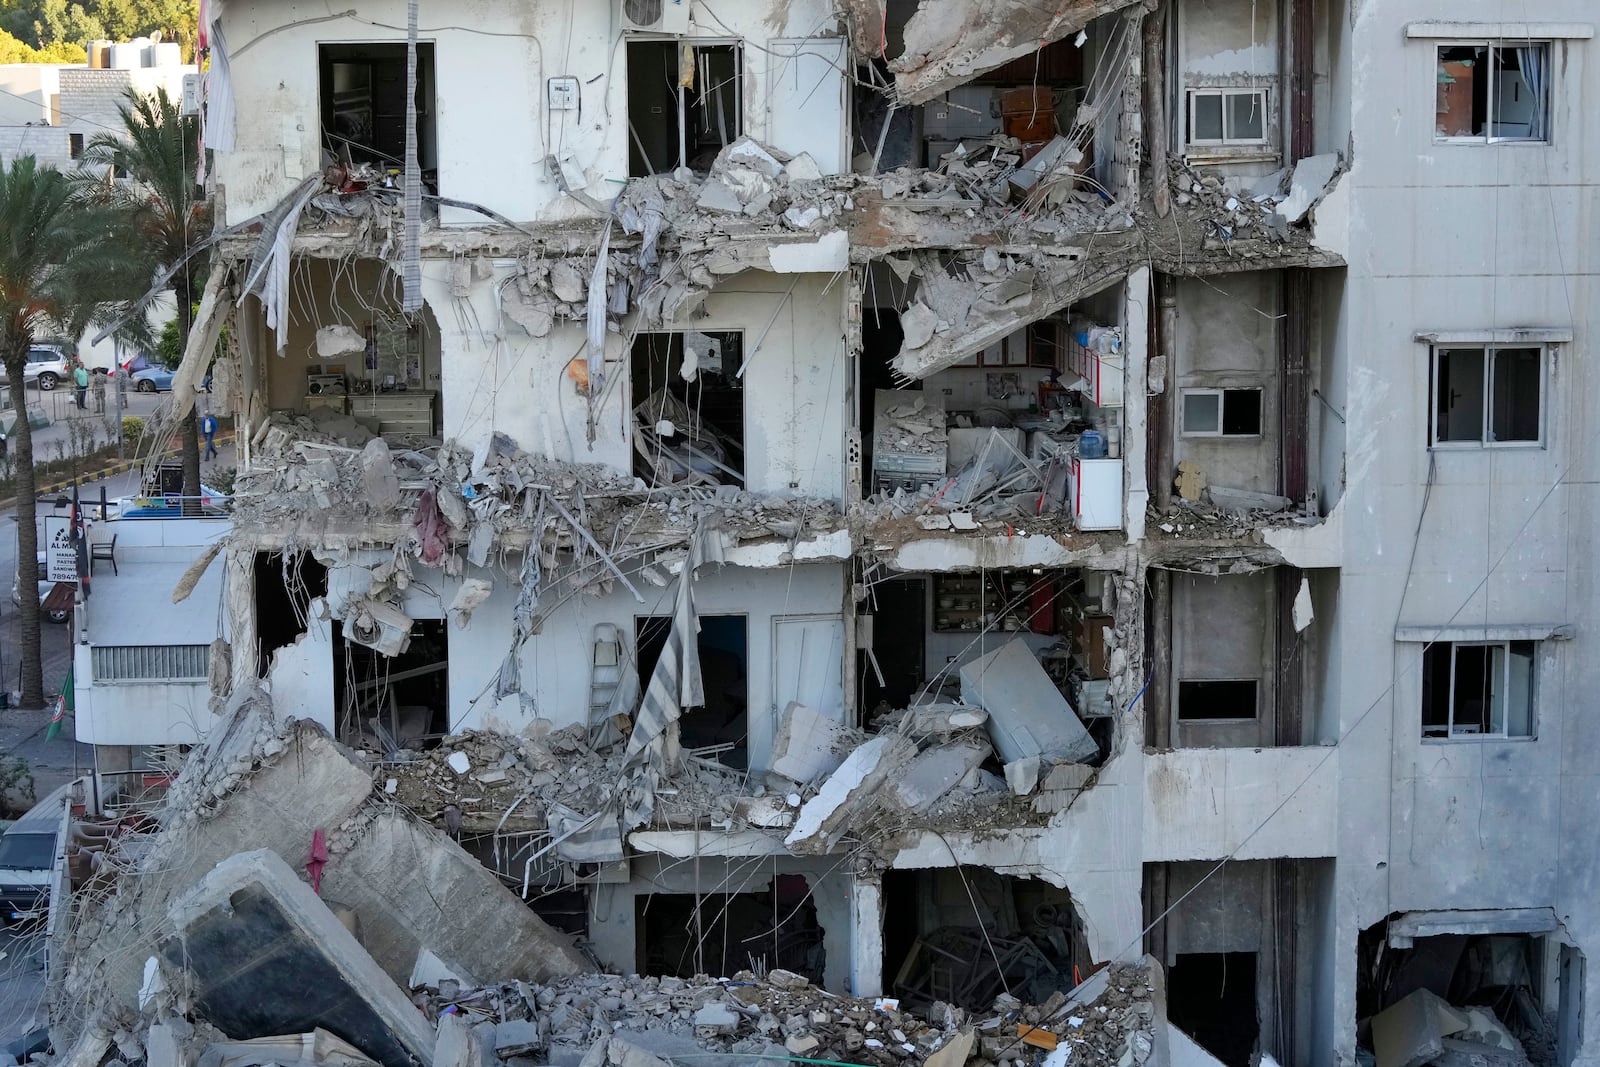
left=45, top=665, right=72, bottom=741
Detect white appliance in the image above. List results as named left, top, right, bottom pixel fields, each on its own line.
left=1068, top=456, right=1122, bottom=531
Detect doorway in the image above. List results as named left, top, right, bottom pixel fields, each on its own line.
left=254, top=551, right=328, bottom=676
left=860, top=577, right=924, bottom=711
left=1168, top=952, right=1260, bottom=1067
left=636, top=877, right=823, bottom=981
left=635, top=613, right=748, bottom=768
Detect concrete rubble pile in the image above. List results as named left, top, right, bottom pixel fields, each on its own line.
left=1149, top=460, right=1321, bottom=542
left=236, top=415, right=841, bottom=553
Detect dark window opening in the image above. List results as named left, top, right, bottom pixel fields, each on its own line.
left=1421, top=640, right=1535, bottom=739
left=254, top=551, right=328, bottom=676
left=68, top=132, right=82, bottom=160
left=1168, top=952, right=1259, bottom=1067
left=319, top=43, right=437, bottom=192
left=627, top=41, right=741, bottom=176
left=1221, top=389, right=1262, bottom=435
left=333, top=617, right=448, bottom=752
left=1178, top=679, right=1259, bottom=721
left=882, top=867, right=1090, bottom=1012
left=635, top=613, right=748, bottom=768
left=457, top=832, right=592, bottom=938
left=636, top=879, right=823, bottom=981
left=632, top=331, right=744, bottom=488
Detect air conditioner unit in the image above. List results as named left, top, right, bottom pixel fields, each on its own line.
left=620, top=0, right=690, bottom=34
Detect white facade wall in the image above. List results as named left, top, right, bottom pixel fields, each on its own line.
left=213, top=0, right=846, bottom=227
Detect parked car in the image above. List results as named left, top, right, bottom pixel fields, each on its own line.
left=132, top=366, right=175, bottom=392
left=11, top=553, right=71, bottom=623
left=0, top=348, right=71, bottom=390
left=0, top=783, right=71, bottom=924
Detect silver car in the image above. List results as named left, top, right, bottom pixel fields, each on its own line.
left=0, top=348, right=70, bottom=391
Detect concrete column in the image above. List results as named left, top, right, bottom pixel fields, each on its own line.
left=1122, top=268, right=1151, bottom=543
left=225, top=545, right=258, bottom=696
left=849, top=873, right=884, bottom=997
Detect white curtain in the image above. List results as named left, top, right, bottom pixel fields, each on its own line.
left=1516, top=46, right=1546, bottom=139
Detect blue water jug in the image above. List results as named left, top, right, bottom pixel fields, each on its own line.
left=1078, top=429, right=1106, bottom=459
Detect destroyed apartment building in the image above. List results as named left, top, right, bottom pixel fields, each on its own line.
left=43, top=1, right=1600, bottom=1067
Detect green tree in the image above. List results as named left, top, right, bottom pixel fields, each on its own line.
left=0, top=26, right=83, bottom=62
left=79, top=87, right=209, bottom=512
left=0, top=157, right=125, bottom=707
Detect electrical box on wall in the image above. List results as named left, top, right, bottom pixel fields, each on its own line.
left=547, top=76, right=580, bottom=111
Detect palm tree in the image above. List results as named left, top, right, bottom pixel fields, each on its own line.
left=0, top=157, right=126, bottom=707
left=80, top=88, right=211, bottom=513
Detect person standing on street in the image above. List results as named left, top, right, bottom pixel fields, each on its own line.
left=201, top=410, right=218, bottom=460
left=91, top=370, right=106, bottom=414
left=72, top=360, right=88, bottom=409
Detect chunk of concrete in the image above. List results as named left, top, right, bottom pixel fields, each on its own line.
left=769, top=702, right=853, bottom=785
left=200, top=1030, right=380, bottom=1067
left=960, top=638, right=1098, bottom=764
left=1040, top=762, right=1094, bottom=792
left=145, top=1024, right=187, bottom=1067
left=784, top=735, right=915, bottom=854
left=163, top=850, right=436, bottom=1067
left=447, top=579, right=493, bottom=630
left=434, top=1015, right=484, bottom=1067
left=318, top=809, right=591, bottom=984
left=1167, top=1024, right=1225, bottom=1066
left=906, top=703, right=988, bottom=738
left=693, top=1002, right=740, bottom=1037
left=889, top=741, right=990, bottom=812
left=1274, top=152, right=1340, bottom=224
left=494, top=1021, right=541, bottom=1058
left=1003, top=756, right=1040, bottom=796
left=409, top=948, right=469, bottom=991
left=608, top=1037, right=673, bottom=1067
left=1371, top=988, right=1472, bottom=1067
left=360, top=437, right=400, bottom=512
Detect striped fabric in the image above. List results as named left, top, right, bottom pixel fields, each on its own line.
left=624, top=530, right=706, bottom=772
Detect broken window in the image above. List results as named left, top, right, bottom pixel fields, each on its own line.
left=632, top=331, right=744, bottom=487
left=1421, top=640, right=1536, bottom=739
left=1180, top=388, right=1262, bottom=437
left=636, top=879, right=823, bottom=981
left=1168, top=952, right=1260, bottom=1067
left=1177, top=679, right=1259, bottom=721
left=319, top=43, right=437, bottom=189
left=1431, top=345, right=1543, bottom=446
left=1436, top=43, right=1550, bottom=142
left=635, top=613, right=748, bottom=768
left=333, top=617, right=449, bottom=751
left=1186, top=88, right=1268, bottom=146
left=627, top=41, right=741, bottom=175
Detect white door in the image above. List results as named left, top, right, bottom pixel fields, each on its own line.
left=757, top=614, right=846, bottom=773
left=767, top=38, right=847, bottom=174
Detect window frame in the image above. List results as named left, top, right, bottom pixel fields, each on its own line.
left=1428, top=343, right=1546, bottom=449
left=1179, top=387, right=1264, bottom=438
left=1433, top=41, right=1552, bottom=145
left=1421, top=639, right=1538, bottom=741
left=1185, top=87, right=1271, bottom=147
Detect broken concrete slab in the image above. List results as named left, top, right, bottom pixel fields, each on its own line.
left=318, top=808, right=591, bottom=984
left=163, top=850, right=437, bottom=1067
left=410, top=948, right=470, bottom=991
left=888, top=740, right=990, bottom=811
left=960, top=638, right=1099, bottom=764
left=785, top=735, right=916, bottom=854
left=360, top=438, right=400, bottom=512
left=693, top=1002, right=740, bottom=1037
left=1371, top=988, right=1472, bottom=1067
left=1167, top=1024, right=1225, bottom=1066
left=905, top=703, right=988, bottom=738
left=1274, top=153, right=1341, bottom=224
left=493, top=1021, right=541, bottom=1058
left=434, top=1016, right=484, bottom=1067
left=769, top=702, right=855, bottom=785
left=1003, top=756, right=1041, bottom=796
left=200, top=1031, right=380, bottom=1067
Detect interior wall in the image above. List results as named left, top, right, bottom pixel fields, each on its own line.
left=267, top=258, right=443, bottom=411
left=441, top=268, right=847, bottom=502
left=1172, top=271, right=1282, bottom=495
left=1171, top=569, right=1276, bottom=747
left=1315, top=269, right=1348, bottom=512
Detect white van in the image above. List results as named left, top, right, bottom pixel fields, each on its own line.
left=0, top=783, right=70, bottom=923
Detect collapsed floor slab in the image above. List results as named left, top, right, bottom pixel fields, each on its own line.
left=163, top=849, right=437, bottom=1067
